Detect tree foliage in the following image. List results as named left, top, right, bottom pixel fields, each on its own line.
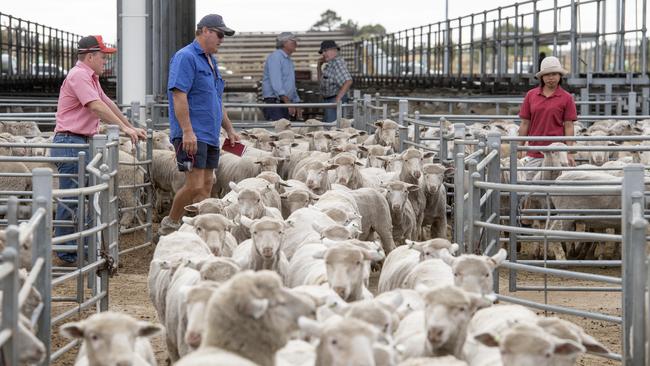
left=311, top=9, right=342, bottom=31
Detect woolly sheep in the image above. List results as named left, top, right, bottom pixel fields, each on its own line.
left=197, top=270, right=316, bottom=366
left=231, top=216, right=289, bottom=280
left=179, top=213, right=237, bottom=257
left=60, top=311, right=163, bottom=366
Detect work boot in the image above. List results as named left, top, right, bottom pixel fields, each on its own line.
left=158, top=216, right=181, bottom=236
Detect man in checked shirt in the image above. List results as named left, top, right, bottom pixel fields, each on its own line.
left=317, top=40, right=353, bottom=122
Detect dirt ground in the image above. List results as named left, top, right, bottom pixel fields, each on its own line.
left=51, top=229, right=622, bottom=365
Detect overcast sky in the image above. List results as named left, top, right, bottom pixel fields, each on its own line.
left=2, top=0, right=645, bottom=42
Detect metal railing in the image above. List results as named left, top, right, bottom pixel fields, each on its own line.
left=453, top=131, right=648, bottom=364
left=340, top=0, right=649, bottom=90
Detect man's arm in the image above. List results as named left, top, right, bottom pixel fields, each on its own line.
left=102, top=97, right=147, bottom=140
left=172, top=89, right=197, bottom=154
left=221, top=105, right=240, bottom=146
left=88, top=100, right=139, bottom=142
left=336, top=80, right=353, bottom=102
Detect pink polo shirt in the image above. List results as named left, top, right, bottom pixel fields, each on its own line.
left=55, top=61, right=113, bottom=136
left=519, top=86, right=577, bottom=158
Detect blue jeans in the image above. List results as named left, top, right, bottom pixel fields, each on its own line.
left=50, top=134, right=90, bottom=263
left=323, top=95, right=348, bottom=123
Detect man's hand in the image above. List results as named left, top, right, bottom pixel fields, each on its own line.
left=182, top=129, right=198, bottom=155
left=123, top=127, right=139, bottom=144
left=133, top=127, right=147, bottom=141
left=226, top=128, right=241, bottom=146
left=296, top=108, right=303, bottom=120
left=288, top=107, right=297, bottom=118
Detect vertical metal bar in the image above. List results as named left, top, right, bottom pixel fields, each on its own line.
left=336, top=100, right=342, bottom=128
left=595, top=0, right=603, bottom=72
left=641, top=0, right=648, bottom=75
left=453, top=149, right=466, bottom=248
left=363, top=94, right=372, bottom=133
left=1, top=242, right=19, bottom=366
left=643, top=88, right=650, bottom=116
left=467, top=161, right=479, bottom=254
left=508, top=141, right=519, bottom=292
left=76, top=152, right=86, bottom=304
left=413, top=111, right=421, bottom=146
left=6, top=196, right=18, bottom=226
left=580, top=88, right=590, bottom=115
left=31, top=168, right=52, bottom=366
left=398, top=99, right=408, bottom=126
left=605, top=83, right=613, bottom=115
left=486, top=133, right=502, bottom=252
left=439, top=118, right=449, bottom=163
left=146, top=129, right=153, bottom=249
left=570, top=0, right=578, bottom=77
left=628, top=91, right=637, bottom=116
left=622, top=164, right=647, bottom=365
left=382, top=104, right=388, bottom=120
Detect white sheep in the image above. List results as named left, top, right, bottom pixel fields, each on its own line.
left=231, top=215, right=289, bottom=281
left=60, top=311, right=163, bottom=366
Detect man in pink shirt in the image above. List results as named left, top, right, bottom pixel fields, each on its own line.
left=52, top=35, right=146, bottom=266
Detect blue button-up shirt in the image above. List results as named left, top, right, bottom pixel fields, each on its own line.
left=262, top=49, right=300, bottom=102
left=167, top=40, right=224, bottom=147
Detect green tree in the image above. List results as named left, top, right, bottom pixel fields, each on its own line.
left=354, top=24, right=387, bottom=41
left=311, top=9, right=342, bottom=31
left=338, top=19, right=358, bottom=36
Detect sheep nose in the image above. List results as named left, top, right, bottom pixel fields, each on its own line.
left=413, top=171, right=421, bottom=179
left=427, top=327, right=444, bottom=344
left=392, top=204, right=401, bottom=211
left=186, top=331, right=202, bottom=348
left=262, top=247, right=273, bottom=257
left=332, top=286, right=346, bottom=298
left=337, top=178, right=347, bottom=184
left=116, top=361, right=133, bottom=366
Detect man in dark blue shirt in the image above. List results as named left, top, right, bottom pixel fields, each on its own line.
left=159, top=14, right=241, bottom=236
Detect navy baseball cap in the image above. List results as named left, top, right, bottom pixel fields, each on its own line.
left=197, top=14, right=235, bottom=36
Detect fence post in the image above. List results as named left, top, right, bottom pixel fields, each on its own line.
left=146, top=129, right=154, bottom=249
left=453, top=150, right=466, bottom=249
left=486, top=132, right=502, bottom=252
left=616, top=96, right=624, bottom=115
left=604, top=83, right=613, bottom=115
left=628, top=91, right=637, bottom=117
left=580, top=88, right=589, bottom=116
left=622, top=164, right=647, bottom=365
left=439, top=118, right=449, bottom=163
left=130, top=100, right=141, bottom=127
left=6, top=196, right=18, bottom=226
left=106, top=126, right=120, bottom=264
left=508, top=141, right=519, bottom=292
left=466, top=159, right=479, bottom=254
left=352, top=90, right=361, bottom=129
left=1, top=243, right=19, bottom=366
left=336, top=99, right=342, bottom=128
left=413, top=111, right=420, bottom=146
left=398, top=99, right=408, bottom=126
left=642, top=87, right=650, bottom=116
left=382, top=103, right=388, bottom=120
left=32, top=168, right=52, bottom=365
left=363, top=94, right=372, bottom=133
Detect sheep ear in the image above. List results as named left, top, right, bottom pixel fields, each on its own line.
left=474, top=332, right=500, bottom=347
left=280, top=192, right=289, bottom=199
left=326, top=164, right=339, bottom=170
left=308, top=192, right=320, bottom=201
left=488, top=248, right=508, bottom=268
left=60, top=322, right=84, bottom=339
left=354, top=161, right=364, bottom=166
left=243, top=298, right=269, bottom=319
left=578, top=332, right=610, bottom=355
left=358, top=146, right=368, bottom=152
left=449, top=243, right=460, bottom=254
left=423, top=152, right=435, bottom=159
left=469, top=293, right=494, bottom=313
left=278, top=181, right=292, bottom=188
left=228, top=181, right=240, bottom=193
left=137, top=322, right=164, bottom=338
left=311, top=222, right=325, bottom=234
left=184, top=203, right=200, bottom=213
left=553, top=339, right=586, bottom=356
left=182, top=216, right=195, bottom=226
left=406, top=240, right=419, bottom=251
left=291, top=143, right=299, bottom=147
left=298, top=316, right=323, bottom=338
left=406, top=184, right=420, bottom=192
left=374, top=121, right=384, bottom=128
left=239, top=215, right=254, bottom=229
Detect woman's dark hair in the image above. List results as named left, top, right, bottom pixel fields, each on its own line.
left=539, top=74, right=562, bottom=88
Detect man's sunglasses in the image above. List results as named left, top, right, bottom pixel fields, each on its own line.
left=207, top=28, right=225, bottom=39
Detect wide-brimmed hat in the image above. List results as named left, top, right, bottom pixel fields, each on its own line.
left=197, top=14, right=235, bottom=36
left=535, top=56, right=568, bottom=79
left=318, top=40, right=340, bottom=54
left=77, top=35, right=116, bottom=54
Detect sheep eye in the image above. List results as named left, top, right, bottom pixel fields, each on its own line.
left=454, top=273, right=459, bottom=277
left=484, top=273, right=489, bottom=278
left=458, top=306, right=466, bottom=312
left=356, top=261, right=361, bottom=266
left=331, top=338, right=338, bottom=346
left=90, top=334, right=99, bottom=341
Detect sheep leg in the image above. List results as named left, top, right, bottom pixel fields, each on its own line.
left=548, top=220, right=571, bottom=261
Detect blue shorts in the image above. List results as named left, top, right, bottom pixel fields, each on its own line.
left=172, top=138, right=220, bottom=171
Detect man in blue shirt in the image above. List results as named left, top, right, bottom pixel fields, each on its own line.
left=159, top=14, right=241, bottom=236
left=261, top=32, right=301, bottom=121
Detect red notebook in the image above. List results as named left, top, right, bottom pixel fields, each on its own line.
left=222, top=138, right=247, bottom=156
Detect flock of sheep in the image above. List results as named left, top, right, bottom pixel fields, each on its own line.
left=0, top=113, right=625, bottom=365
